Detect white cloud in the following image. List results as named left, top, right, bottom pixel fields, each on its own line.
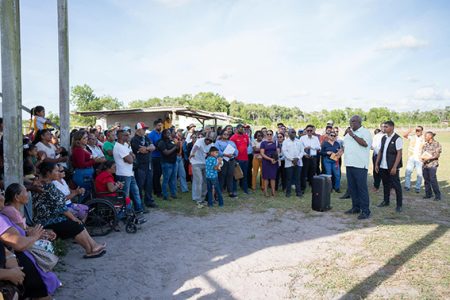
left=379, top=35, right=428, bottom=50
left=413, top=86, right=450, bottom=101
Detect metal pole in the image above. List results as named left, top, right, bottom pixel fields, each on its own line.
left=1, top=0, right=23, bottom=186
left=57, top=0, right=70, bottom=150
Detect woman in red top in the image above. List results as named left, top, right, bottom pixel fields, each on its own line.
left=71, top=130, right=105, bottom=197
left=95, top=161, right=124, bottom=198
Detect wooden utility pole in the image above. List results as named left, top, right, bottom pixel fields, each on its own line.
left=1, top=0, right=23, bottom=186
left=57, top=0, right=70, bottom=150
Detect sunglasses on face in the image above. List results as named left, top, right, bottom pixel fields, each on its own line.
left=277, top=136, right=283, bottom=138
left=330, top=135, right=336, bottom=137
left=306, top=130, right=312, bottom=132
left=267, top=133, right=273, bottom=136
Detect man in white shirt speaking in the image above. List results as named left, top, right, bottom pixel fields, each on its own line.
left=343, top=115, right=373, bottom=220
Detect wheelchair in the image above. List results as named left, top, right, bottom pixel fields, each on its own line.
left=81, top=180, right=144, bottom=236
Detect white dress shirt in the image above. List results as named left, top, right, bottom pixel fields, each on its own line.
left=282, top=138, right=305, bottom=168
left=299, top=135, right=321, bottom=156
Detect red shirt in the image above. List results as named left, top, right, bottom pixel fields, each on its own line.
left=230, top=133, right=249, bottom=161
left=95, top=171, right=116, bottom=197
left=71, top=146, right=95, bottom=168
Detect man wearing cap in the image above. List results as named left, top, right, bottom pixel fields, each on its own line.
left=131, top=122, right=157, bottom=208
left=148, top=119, right=164, bottom=197
left=230, top=124, right=251, bottom=194
left=185, top=124, right=196, bottom=144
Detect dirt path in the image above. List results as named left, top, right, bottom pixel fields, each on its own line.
left=54, top=209, right=357, bottom=299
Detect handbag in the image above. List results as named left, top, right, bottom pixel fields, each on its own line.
left=234, top=162, right=244, bottom=180
left=29, top=240, right=59, bottom=272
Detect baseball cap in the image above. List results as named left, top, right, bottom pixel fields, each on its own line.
left=123, top=126, right=131, bottom=132
left=135, top=122, right=149, bottom=130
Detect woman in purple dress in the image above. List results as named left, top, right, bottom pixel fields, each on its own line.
left=260, top=130, right=279, bottom=197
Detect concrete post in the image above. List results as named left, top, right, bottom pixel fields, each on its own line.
left=57, top=0, right=70, bottom=150
left=1, top=0, right=23, bottom=186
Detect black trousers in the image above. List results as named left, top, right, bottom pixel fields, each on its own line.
left=219, top=159, right=235, bottom=195
left=372, top=154, right=382, bottom=189
left=285, top=166, right=302, bottom=196
left=423, top=166, right=441, bottom=198
left=247, top=153, right=253, bottom=189
left=380, top=168, right=402, bottom=207
left=276, top=160, right=286, bottom=191
left=152, top=157, right=162, bottom=196
left=301, top=156, right=317, bottom=190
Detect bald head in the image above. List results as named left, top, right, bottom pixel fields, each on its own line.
left=350, top=115, right=362, bottom=131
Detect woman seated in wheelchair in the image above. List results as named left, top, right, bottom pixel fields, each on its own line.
left=33, top=162, right=107, bottom=258
left=52, top=164, right=89, bottom=222
left=95, top=161, right=130, bottom=207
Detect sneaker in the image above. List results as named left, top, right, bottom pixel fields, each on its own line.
left=423, top=195, right=433, bottom=199
left=296, top=193, right=303, bottom=198
left=434, top=197, right=441, bottom=201
left=404, top=187, right=410, bottom=192
left=163, top=196, right=169, bottom=201
left=377, top=201, right=390, bottom=207
left=340, top=193, right=351, bottom=199
left=285, top=193, right=291, bottom=198
left=196, top=203, right=204, bottom=208
left=395, top=206, right=402, bottom=213
left=345, top=208, right=361, bottom=214
left=415, top=189, right=420, bottom=194
left=171, top=195, right=178, bottom=199
left=357, top=213, right=370, bottom=220
left=229, top=194, right=238, bottom=198
left=136, top=208, right=150, bottom=214
left=334, top=189, right=341, bottom=193
left=145, top=203, right=158, bottom=208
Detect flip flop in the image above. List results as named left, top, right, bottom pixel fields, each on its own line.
left=83, top=249, right=106, bottom=259
left=92, top=242, right=107, bottom=253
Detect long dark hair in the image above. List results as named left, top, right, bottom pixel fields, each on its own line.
left=4, top=183, right=24, bottom=205
left=39, top=162, right=57, bottom=178
left=99, top=160, right=115, bottom=172
left=32, top=129, right=51, bottom=145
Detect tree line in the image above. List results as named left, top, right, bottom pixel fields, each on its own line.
left=64, top=84, right=449, bottom=128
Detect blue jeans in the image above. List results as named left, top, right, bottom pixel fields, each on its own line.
left=73, top=167, right=94, bottom=201
left=346, top=167, right=370, bottom=215
left=161, top=162, right=177, bottom=198
left=404, top=157, right=423, bottom=190
left=174, top=156, right=189, bottom=192
left=237, top=160, right=249, bottom=193
left=116, top=175, right=143, bottom=212
left=207, top=177, right=223, bottom=206
left=323, top=157, right=341, bottom=190
left=135, top=166, right=154, bottom=206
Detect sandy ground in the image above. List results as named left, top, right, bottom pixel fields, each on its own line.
left=54, top=207, right=434, bottom=300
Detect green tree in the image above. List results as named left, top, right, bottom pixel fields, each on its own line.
left=71, top=84, right=123, bottom=126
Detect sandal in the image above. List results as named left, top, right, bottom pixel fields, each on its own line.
left=92, top=242, right=107, bottom=253
left=83, top=249, right=106, bottom=259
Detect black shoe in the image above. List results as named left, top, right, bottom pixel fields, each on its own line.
left=423, top=195, right=432, bottom=199
left=296, top=193, right=303, bottom=198
left=146, top=203, right=158, bottom=208
left=340, top=193, right=351, bottom=199
left=229, top=194, right=238, bottom=198
left=345, top=208, right=361, bottom=214
left=285, top=193, right=291, bottom=198
left=171, top=195, right=178, bottom=199
left=396, top=206, right=402, bottom=213
left=434, top=197, right=441, bottom=201
left=156, top=193, right=163, bottom=198
left=163, top=196, right=169, bottom=201
left=334, top=189, right=341, bottom=193
left=377, top=201, right=390, bottom=207
left=404, top=187, right=410, bottom=191
left=415, top=189, right=420, bottom=194
left=357, top=213, right=370, bottom=220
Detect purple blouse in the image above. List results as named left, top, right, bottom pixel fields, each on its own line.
left=0, top=214, right=61, bottom=295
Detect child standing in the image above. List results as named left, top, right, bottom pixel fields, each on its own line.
left=205, top=147, right=224, bottom=207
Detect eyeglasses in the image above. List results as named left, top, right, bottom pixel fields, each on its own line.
left=267, top=133, right=273, bottom=136
left=277, top=136, right=283, bottom=138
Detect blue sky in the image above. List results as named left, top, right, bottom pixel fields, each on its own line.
left=2, top=0, right=450, bottom=113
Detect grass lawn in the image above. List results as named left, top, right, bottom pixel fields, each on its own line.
left=154, top=131, right=449, bottom=299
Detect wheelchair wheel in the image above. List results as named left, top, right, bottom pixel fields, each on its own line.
left=85, top=198, right=117, bottom=236
left=125, top=222, right=137, bottom=234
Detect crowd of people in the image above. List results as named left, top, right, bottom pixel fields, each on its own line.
left=0, top=105, right=444, bottom=299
